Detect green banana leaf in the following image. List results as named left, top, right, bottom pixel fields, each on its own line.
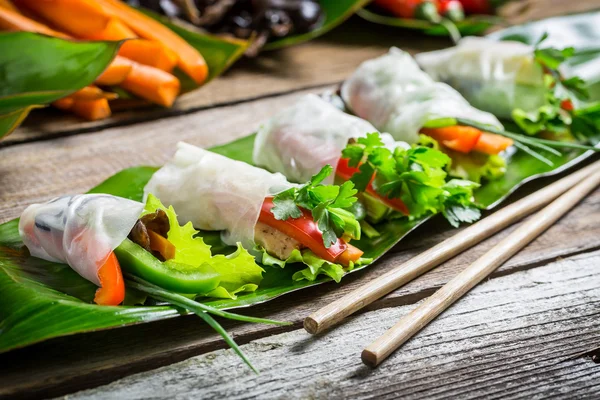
left=0, top=33, right=122, bottom=140
left=263, top=0, right=371, bottom=50
left=0, top=127, right=596, bottom=352
left=487, top=11, right=600, bottom=101
left=356, top=7, right=497, bottom=37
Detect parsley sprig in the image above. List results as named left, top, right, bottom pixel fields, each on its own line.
left=341, top=133, right=481, bottom=227
left=271, top=165, right=360, bottom=248
left=512, top=33, right=600, bottom=142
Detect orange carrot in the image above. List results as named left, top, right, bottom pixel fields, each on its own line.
left=96, top=0, right=208, bottom=84
left=70, top=86, right=118, bottom=101
left=52, top=97, right=74, bottom=110
left=96, top=56, right=133, bottom=85
left=0, top=0, right=18, bottom=12
left=472, top=132, right=514, bottom=155
left=94, top=251, right=125, bottom=306
left=14, top=0, right=113, bottom=37
left=421, top=125, right=482, bottom=153
left=118, top=40, right=178, bottom=72
left=120, top=63, right=180, bottom=107
left=336, top=243, right=364, bottom=266
left=78, top=18, right=177, bottom=71
left=148, top=230, right=176, bottom=261
left=0, top=5, right=69, bottom=37
left=70, top=98, right=112, bottom=121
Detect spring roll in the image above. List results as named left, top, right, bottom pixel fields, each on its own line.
left=253, top=94, right=408, bottom=183
left=416, top=37, right=547, bottom=119
left=19, top=195, right=143, bottom=304
left=341, top=47, right=504, bottom=144
left=144, top=142, right=365, bottom=282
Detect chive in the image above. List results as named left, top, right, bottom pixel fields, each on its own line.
left=513, top=142, right=554, bottom=166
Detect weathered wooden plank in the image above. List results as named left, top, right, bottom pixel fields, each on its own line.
left=1, top=187, right=598, bottom=399
left=59, top=251, right=600, bottom=400
left=3, top=19, right=449, bottom=146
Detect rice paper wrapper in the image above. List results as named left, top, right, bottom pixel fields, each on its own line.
left=253, top=94, right=408, bottom=184
left=341, top=47, right=504, bottom=143
left=144, top=142, right=294, bottom=250
left=18, top=195, right=144, bottom=286
left=416, top=37, right=546, bottom=119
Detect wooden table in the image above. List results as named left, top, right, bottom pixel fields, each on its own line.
left=1, top=3, right=600, bottom=399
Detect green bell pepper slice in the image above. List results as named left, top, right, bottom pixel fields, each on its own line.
left=114, top=238, right=221, bottom=294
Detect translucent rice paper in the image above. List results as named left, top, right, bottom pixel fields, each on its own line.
left=19, top=195, right=144, bottom=286
left=144, top=142, right=294, bottom=250
left=341, top=47, right=503, bottom=144
left=253, top=94, right=408, bottom=183
left=416, top=37, right=546, bottom=119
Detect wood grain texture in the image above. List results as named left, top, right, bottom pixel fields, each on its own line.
left=3, top=18, right=450, bottom=146
left=1, top=186, right=598, bottom=399
left=59, top=251, right=600, bottom=400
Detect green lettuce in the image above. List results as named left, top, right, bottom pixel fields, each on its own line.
left=257, top=247, right=371, bottom=283
left=143, top=195, right=264, bottom=299
left=446, top=149, right=507, bottom=184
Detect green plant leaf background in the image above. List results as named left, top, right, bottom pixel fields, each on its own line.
left=263, top=0, right=371, bottom=50
left=0, top=33, right=122, bottom=139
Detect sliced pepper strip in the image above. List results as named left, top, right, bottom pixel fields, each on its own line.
left=336, top=158, right=410, bottom=215
left=258, top=198, right=347, bottom=264
left=94, top=251, right=125, bottom=306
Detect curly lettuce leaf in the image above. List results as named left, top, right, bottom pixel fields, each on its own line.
left=144, top=194, right=264, bottom=299
left=446, top=149, right=507, bottom=184
left=257, top=247, right=371, bottom=283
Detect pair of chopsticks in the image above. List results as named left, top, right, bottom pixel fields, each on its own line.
left=305, top=159, right=600, bottom=367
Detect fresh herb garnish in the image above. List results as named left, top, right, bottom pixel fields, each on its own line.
left=271, top=165, right=360, bottom=248
left=341, top=133, right=481, bottom=227
left=512, top=33, right=600, bottom=141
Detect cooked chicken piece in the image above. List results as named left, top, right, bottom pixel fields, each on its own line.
left=254, top=222, right=304, bottom=260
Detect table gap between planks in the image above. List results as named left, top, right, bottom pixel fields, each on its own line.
left=2, top=3, right=600, bottom=399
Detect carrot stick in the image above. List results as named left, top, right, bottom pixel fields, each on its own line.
left=96, top=0, right=208, bottom=84
left=0, top=5, right=69, bottom=37
left=94, top=251, right=125, bottom=306
left=118, top=40, right=178, bottom=72
left=473, top=132, right=514, bottom=155
left=96, top=56, right=133, bottom=85
left=421, top=125, right=482, bottom=154
left=0, top=0, right=18, bottom=12
left=52, top=97, right=75, bottom=110
left=120, top=63, right=180, bottom=107
left=337, top=243, right=364, bottom=266
left=14, top=0, right=114, bottom=37
left=70, top=86, right=118, bottom=101
left=70, top=98, right=112, bottom=121
left=82, top=17, right=136, bottom=40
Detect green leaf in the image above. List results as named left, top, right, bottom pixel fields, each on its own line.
left=143, top=194, right=264, bottom=299
left=0, top=32, right=122, bottom=139
left=271, top=188, right=302, bottom=221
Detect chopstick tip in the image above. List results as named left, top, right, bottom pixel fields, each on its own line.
left=303, top=316, right=319, bottom=335
left=361, top=348, right=379, bottom=368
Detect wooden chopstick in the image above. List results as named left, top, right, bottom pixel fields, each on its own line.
left=361, top=165, right=600, bottom=367
left=304, top=160, right=600, bottom=335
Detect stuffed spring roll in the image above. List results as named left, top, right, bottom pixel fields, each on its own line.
left=144, top=142, right=365, bottom=282
left=416, top=37, right=547, bottom=120
left=341, top=48, right=514, bottom=182
left=253, top=95, right=481, bottom=228
left=19, top=193, right=264, bottom=304
left=253, top=94, right=407, bottom=184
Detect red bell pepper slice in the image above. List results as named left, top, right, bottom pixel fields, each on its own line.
left=336, top=158, right=410, bottom=215
left=94, top=251, right=125, bottom=306
left=259, top=198, right=347, bottom=263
